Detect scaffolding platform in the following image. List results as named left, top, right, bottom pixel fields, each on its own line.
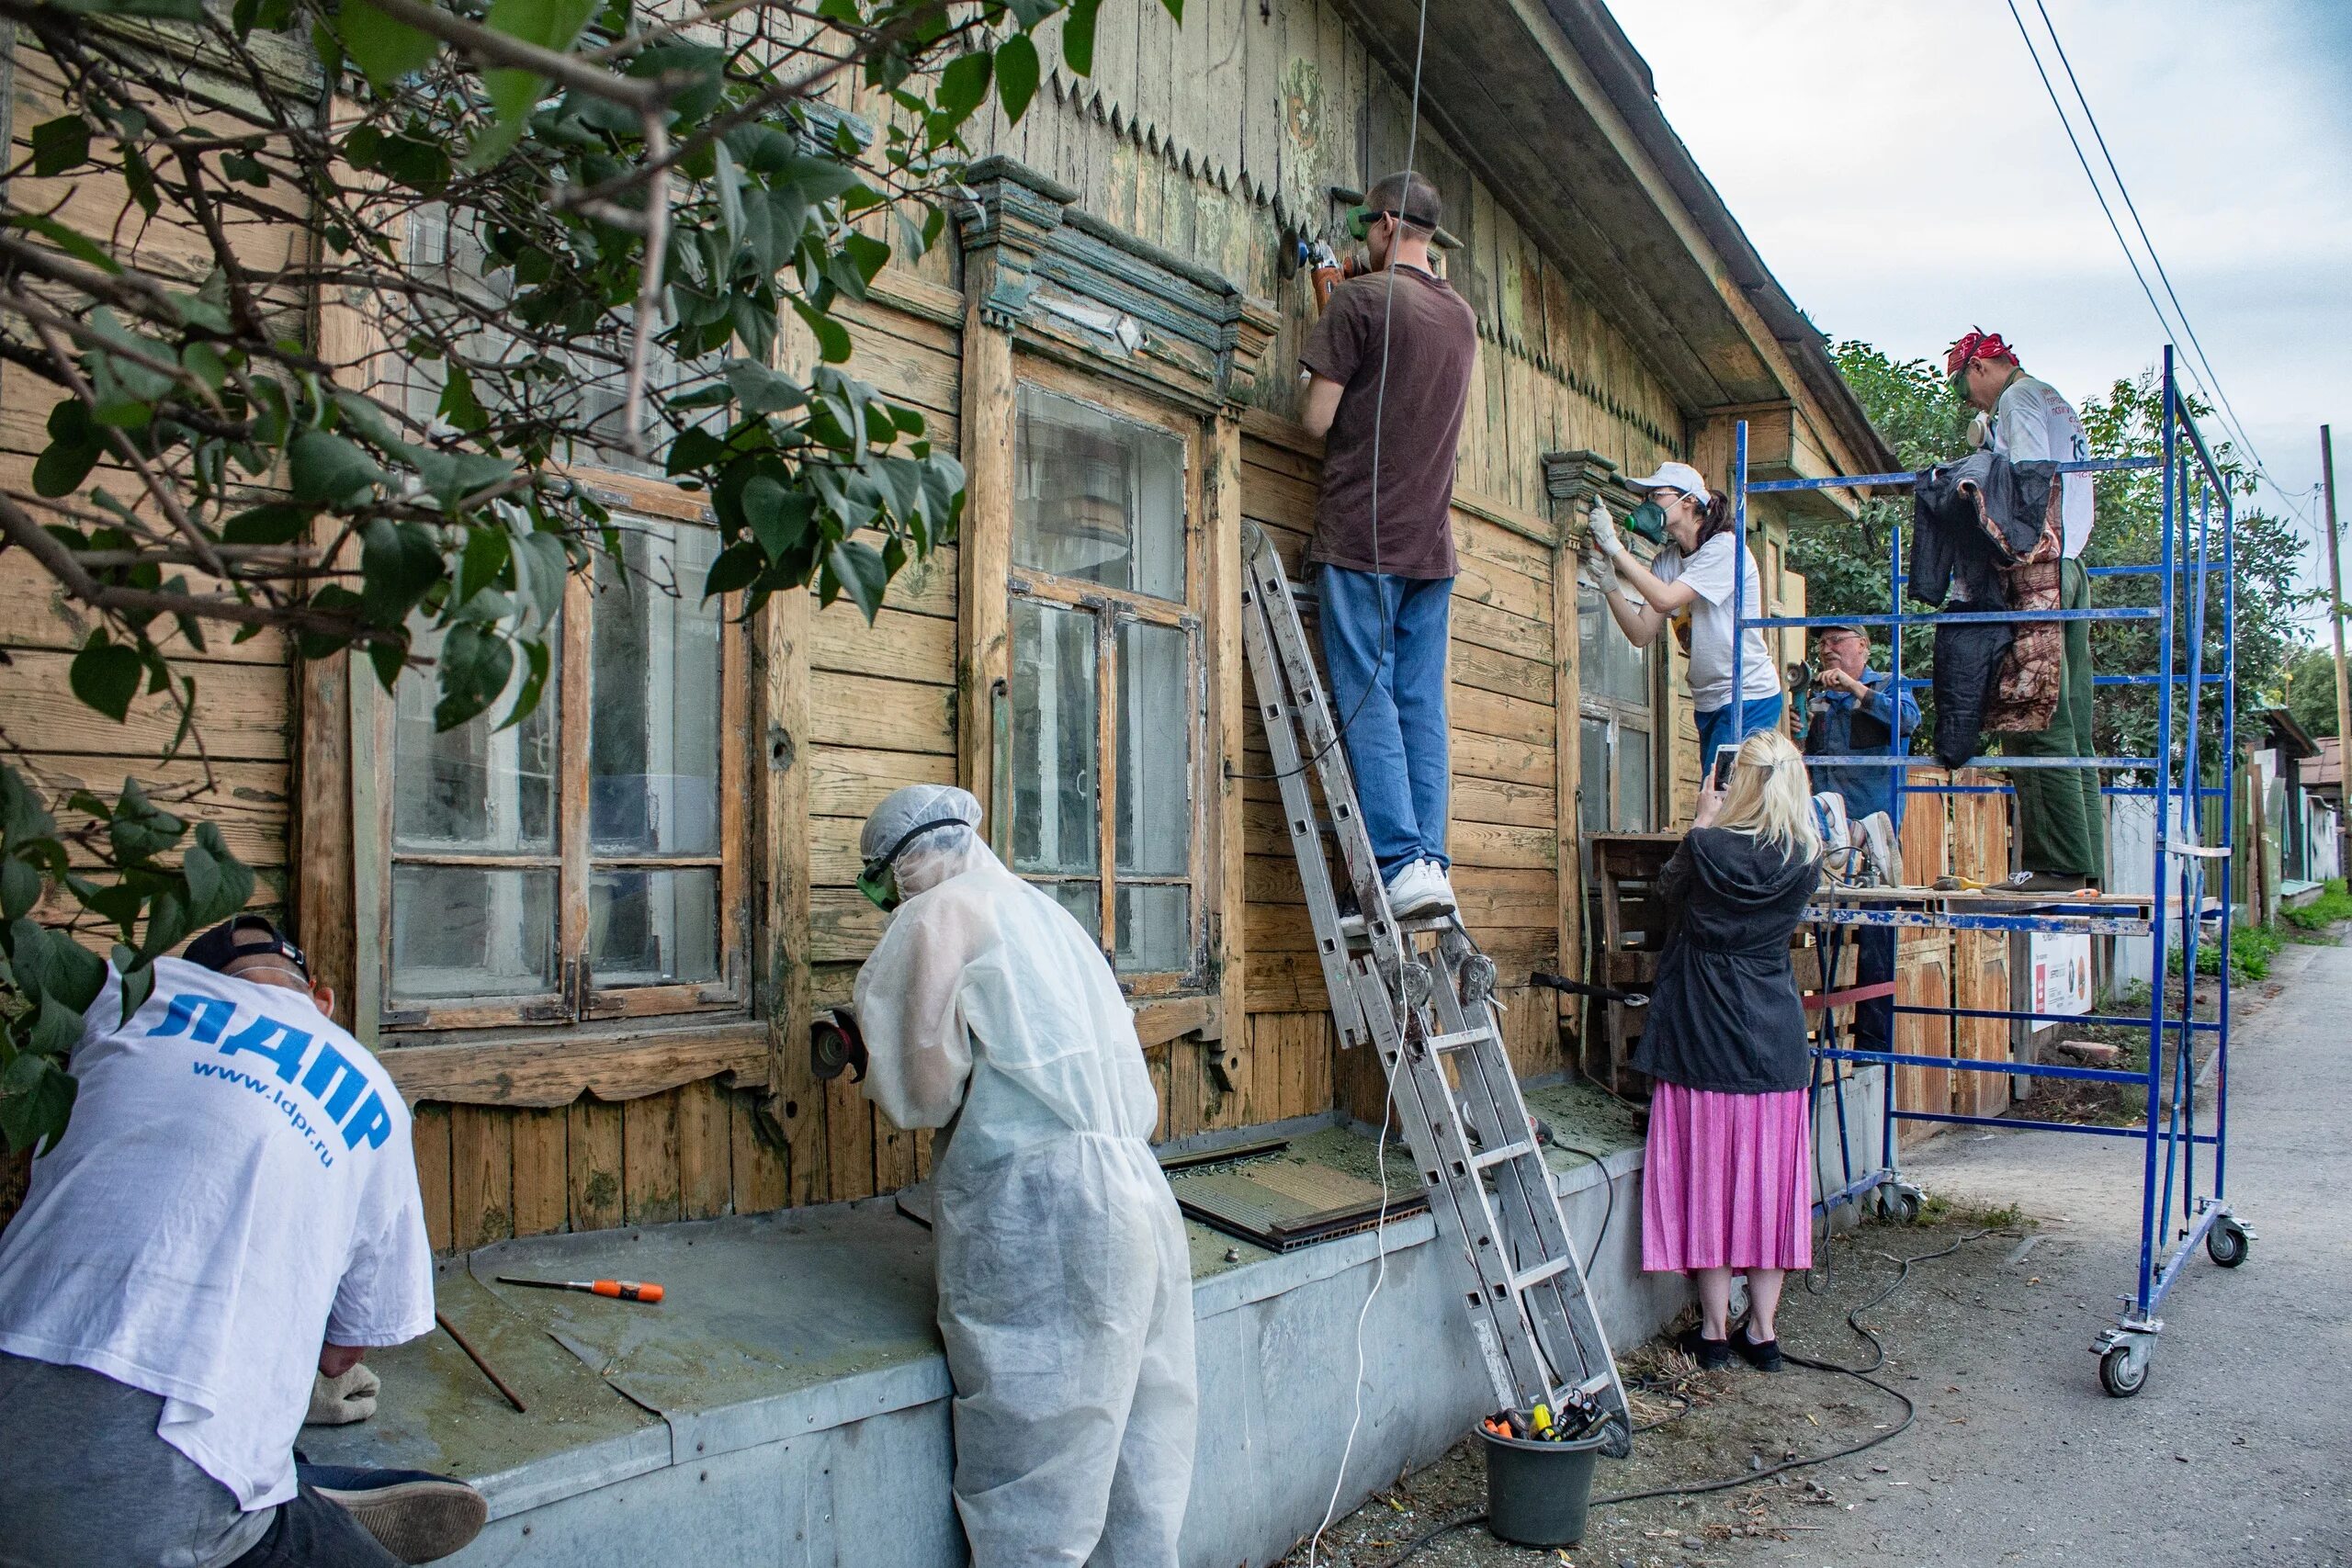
left=1726, top=348, right=2250, bottom=1399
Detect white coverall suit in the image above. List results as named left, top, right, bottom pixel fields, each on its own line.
left=854, top=785, right=1198, bottom=1567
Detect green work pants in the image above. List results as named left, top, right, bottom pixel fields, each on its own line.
left=2004, top=557, right=2104, bottom=880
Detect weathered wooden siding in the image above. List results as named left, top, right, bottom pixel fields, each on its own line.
left=967, top=0, right=1690, bottom=502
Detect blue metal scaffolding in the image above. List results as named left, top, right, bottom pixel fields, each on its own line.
left=1724, top=349, right=2248, bottom=1398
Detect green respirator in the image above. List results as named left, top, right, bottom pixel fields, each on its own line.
left=1623, top=500, right=1670, bottom=544
left=856, top=818, right=968, bottom=912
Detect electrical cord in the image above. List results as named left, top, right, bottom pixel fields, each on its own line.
left=1357, top=1228, right=2001, bottom=1565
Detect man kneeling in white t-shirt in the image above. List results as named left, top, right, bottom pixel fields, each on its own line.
left=0, top=916, right=484, bottom=1566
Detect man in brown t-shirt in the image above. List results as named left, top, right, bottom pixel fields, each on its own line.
left=1299, top=170, right=1478, bottom=918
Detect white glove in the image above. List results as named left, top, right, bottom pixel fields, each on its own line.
left=1577, top=546, right=1617, bottom=594
left=307, top=1362, right=381, bottom=1426
left=1966, top=410, right=1991, bottom=450
left=1585, top=498, right=1623, bottom=558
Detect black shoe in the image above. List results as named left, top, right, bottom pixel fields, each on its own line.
left=2003, top=871, right=2087, bottom=894
left=1731, top=1321, right=1784, bottom=1373
left=298, top=1465, right=488, bottom=1563
left=1677, top=1326, right=1733, bottom=1371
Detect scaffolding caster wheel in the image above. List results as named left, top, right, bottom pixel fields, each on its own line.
left=2207, top=1215, right=2250, bottom=1269
left=2093, top=1327, right=2154, bottom=1399
left=2098, top=1342, right=2150, bottom=1398
left=1877, top=1183, right=1923, bottom=1224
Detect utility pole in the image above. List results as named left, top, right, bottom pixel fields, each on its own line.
left=2324, top=424, right=2349, bottom=880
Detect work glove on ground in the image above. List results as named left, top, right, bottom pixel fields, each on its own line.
left=1585, top=498, right=1624, bottom=558
left=307, top=1362, right=381, bottom=1426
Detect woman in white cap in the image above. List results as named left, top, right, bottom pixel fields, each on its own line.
left=1586, top=460, right=1785, bottom=782
left=851, top=784, right=1196, bottom=1567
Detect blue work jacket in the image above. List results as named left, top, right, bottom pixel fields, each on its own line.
left=1802, top=670, right=1921, bottom=821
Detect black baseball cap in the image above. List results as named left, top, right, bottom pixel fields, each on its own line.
left=184, top=915, right=311, bottom=979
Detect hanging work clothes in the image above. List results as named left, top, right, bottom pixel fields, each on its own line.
left=1908, top=452, right=2064, bottom=766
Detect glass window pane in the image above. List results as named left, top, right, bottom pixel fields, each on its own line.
left=591, top=525, right=722, bottom=856
left=1578, top=717, right=1610, bottom=835
left=1010, top=599, right=1100, bottom=875
left=1116, top=884, right=1192, bottom=974
left=590, top=868, right=719, bottom=987
left=393, top=622, right=558, bottom=853
left=1618, top=726, right=1653, bottom=831
left=1116, top=620, right=1193, bottom=878
left=1014, top=385, right=1186, bottom=602
left=1045, top=880, right=1102, bottom=942
left=390, top=866, right=558, bottom=999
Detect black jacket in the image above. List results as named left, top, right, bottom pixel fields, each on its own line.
left=1909, top=452, right=2062, bottom=767
left=1629, top=829, right=1821, bottom=1095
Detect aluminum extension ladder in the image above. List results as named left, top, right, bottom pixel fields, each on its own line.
left=1237, top=524, right=1632, bottom=1451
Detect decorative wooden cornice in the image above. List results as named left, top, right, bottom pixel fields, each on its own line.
left=955, top=156, right=1279, bottom=416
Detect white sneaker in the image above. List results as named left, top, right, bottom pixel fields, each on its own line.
left=1385, top=858, right=1457, bottom=919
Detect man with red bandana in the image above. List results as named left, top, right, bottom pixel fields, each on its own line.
left=1948, top=329, right=2102, bottom=892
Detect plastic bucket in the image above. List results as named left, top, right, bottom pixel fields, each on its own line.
left=1478, top=1423, right=1609, bottom=1547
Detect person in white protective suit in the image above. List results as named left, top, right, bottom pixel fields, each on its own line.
left=852, top=784, right=1198, bottom=1567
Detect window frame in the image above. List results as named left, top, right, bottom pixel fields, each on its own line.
left=1001, top=360, right=1213, bottom=998
left=355, top=468, right=752, bottom=1039
left=1577, top=541, right=1662, bottom=834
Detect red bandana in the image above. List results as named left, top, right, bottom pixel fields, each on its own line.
left=1945, top=329, right=2015, bottom=378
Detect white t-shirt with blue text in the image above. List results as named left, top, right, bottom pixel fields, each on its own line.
left=0, top=957, right=434, bottom=1511
left=1654, top=532, right=1784, bottom=713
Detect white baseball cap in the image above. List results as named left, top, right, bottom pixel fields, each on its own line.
left=1625, top=461, right=1712, bottom=501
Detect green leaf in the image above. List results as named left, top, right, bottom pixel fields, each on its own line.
left=69, top=635, right=144, bottom=722
left=338, top=0, right=442, bottom=88
left=495, top=637, right=551, bottom=731
left=30, top=116, right=90, bottom=176
left=703, top=540, right=765, bottom=598
left=221, top=502, right=316, bottom=546
left=791, top=297, right=853, bottom=364
left=0, top=1051, right=77, bottom=1156
left=359, top=518, right=445, bottom=626
left=433, top=622, right=514, bottom=730
left=115, top=955, right=153, bottom=1026
left=0, top=859, right=38, bottom=922
left=1062, top=0, right=1104, bottom=76
left=10, top=918, right=107, bottom=1012
left=288, top=429, right=384, bottom=508
left=742, top=476, right=813, bottom=560
left=468, top=0, right=600, bottom=168
left=936, top=49, right=992, bottom=124
left=458, top=526, right=510, bottom=606
left=438, top=359, right=487, bottom=433
left=28, top=990, right=85, bottom=1059
left=6, top=214, right=122, bottom=275
left=994, top=33, right=1041, bottom=123
left=367, top=631, right=409, bottom=693
left=825, top=536, right=890, bottom=623
left=413, top=446, right=516, bottom=506
left=720, top=359, right=809, bottom=415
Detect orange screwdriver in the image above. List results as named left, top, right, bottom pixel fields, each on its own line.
left=497, top=1274, right=664, bottom=1303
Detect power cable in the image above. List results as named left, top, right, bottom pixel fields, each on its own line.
left=1361, top=1227, right=2003, bottom=1566
left=2003, top=0, right=2311, bottom=531
left=1303, top=15, right=1431, bottom=1556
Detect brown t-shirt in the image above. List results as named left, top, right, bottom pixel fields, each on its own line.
left=1298, top=265, right=1478, bottom=580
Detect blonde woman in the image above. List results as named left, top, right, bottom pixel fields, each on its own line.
left=1634, top=728, right=1824, bottom=1373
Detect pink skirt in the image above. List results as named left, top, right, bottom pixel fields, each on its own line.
left=1642, top=1082, right=1813, bottom=1273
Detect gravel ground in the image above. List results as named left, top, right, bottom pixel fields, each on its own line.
left=1277, top=931, right=2351, bottom=1568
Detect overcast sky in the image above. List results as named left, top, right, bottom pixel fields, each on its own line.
left=1610, top=0, right=2350, bottom=630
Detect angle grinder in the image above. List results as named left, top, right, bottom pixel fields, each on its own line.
left=810, top=1009, right=868, bottom=1082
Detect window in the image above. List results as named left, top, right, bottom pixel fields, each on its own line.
left=1004, top=380, right=1204, bottom=988
left=377, top=513, right=746, bottom=1030
left=1577, top=575, right=1657, bottom=833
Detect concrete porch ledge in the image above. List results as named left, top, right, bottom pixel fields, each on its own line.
left=305, top=1071, right=1883, bottom=1566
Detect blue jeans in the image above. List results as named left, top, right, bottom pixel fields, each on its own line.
left=1695, top=693, right=1786, bottom=780
left=1316, top=565, right=1452, bottom=876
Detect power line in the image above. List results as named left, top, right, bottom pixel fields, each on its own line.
left=2004, top=0, right=2314, bottom=531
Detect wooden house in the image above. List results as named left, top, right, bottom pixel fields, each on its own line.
left=0, top=0, right=1895, bottom=1247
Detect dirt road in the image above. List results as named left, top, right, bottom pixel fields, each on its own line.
left=1284, top=935, right=2350, bottom=1568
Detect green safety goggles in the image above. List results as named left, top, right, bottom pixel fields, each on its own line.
left=856, top=818, right=968, bottom=912
left=1345, top=205, right=1399, bottom=242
